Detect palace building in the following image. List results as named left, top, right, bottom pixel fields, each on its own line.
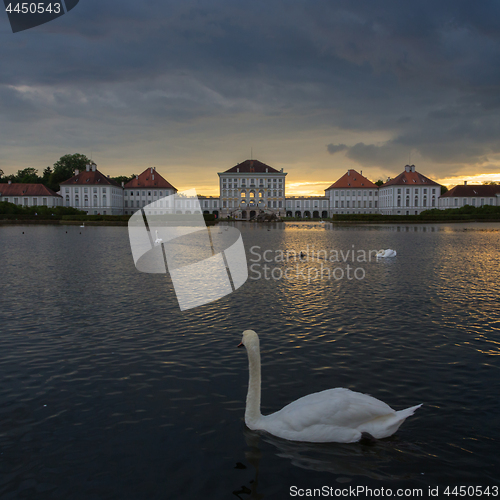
left=218, top=159, right=287, bottom=219
left=60, top=162, right=124, bottom=215
left=12, top=158, right=500, bottom=219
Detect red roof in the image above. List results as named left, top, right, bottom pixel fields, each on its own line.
left=223, top=159, right=281, bottom=174
left=60, top=169, right=121, bottom=187
left=0, top=183, right=62, bottom=197
left=124, top=168, right=177, bottom=190
left=382, top=166, right=440, bottom=187
left=440, top=184, right=500, bottom=198
left=325, top=170, right=378, bottom=190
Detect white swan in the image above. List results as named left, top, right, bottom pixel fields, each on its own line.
left=239, top=330, right=421, bottom=443
left=80, top=222, right=85, bottom=228
left=154, top=230, right=163, bottom=246
left=376, top=249, right=397, bottom=258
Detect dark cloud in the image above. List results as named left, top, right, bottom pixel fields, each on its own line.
left=327, top=144, right=348, bottom=155
left=1, top=0, right=500, bottom=178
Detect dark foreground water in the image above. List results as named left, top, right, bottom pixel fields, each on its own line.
left=0, top=222, right=499, bottom=499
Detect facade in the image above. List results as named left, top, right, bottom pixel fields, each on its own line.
left=198, top=196, right=220, bottom=217
left=60, top=162, right=124, bottom=215
left=286, top=197, right=329, bottom=218
left=124, top=167, right=177, bottom=215
left=379, top=165, right=441, bottom=215
left=325, top=169, right=379, bottom=215
left=218, top=159, right=287, bottom=219
left=0, top=182, right=62, bottom=207
left=438, top=182, right=500, bottom=209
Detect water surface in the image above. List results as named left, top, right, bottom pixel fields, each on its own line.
left=0, top=222, right=499, bottom=499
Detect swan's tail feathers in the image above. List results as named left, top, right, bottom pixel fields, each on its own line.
left=396, top=403, right=422, bottom=420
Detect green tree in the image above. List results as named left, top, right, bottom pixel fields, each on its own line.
left=42, top=166, right=52, bottom=184
left=16, top=167, right=41, bottom=183
left=482, top=181, right=498, bottom=185
left=440, top=185, right=448, bottom=195
left=375, top=179, right=384, bottom=186
left=0, top=169, right=4, bottom=179
left=49, top=154, right=90, bottom=191
left=111, top=174, right=136, bottom=185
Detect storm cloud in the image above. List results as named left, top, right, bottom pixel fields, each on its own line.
left=1, top=0, right=500, bottom=187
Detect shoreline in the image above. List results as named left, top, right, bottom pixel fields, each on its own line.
left=2, top=218, right=500, bottom=226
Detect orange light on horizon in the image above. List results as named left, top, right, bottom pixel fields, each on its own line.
left=436, top=172, right=500, bottom=188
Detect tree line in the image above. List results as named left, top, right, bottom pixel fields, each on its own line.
left=0, top=154, right=136, bottom=192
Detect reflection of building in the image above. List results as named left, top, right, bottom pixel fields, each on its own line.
left=218, top=160, right=287, bottom=219
left=379, top=165, right=440, bottom=215
left=438, top=182, right=500, bottom=209
left=286, top=196, right=329, bottom=218
left=60, top=162, right=124, bottom=215
left=124, top=167, right=177, bottom=215
left=325, top=169, right=379, bottom=215
left=0, top=181, right=62, bottom=207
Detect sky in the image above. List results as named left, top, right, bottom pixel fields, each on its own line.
left=1, top=0, right=500, bottom=196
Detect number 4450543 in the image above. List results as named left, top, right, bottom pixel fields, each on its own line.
left=5, top=3, right=62, bottom=14
left=444, top=485, right=498, bottom=497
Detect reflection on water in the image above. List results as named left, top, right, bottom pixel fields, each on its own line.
left=0, top=223, right=499, bottom=498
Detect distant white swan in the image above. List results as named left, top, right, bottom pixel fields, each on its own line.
left=80, top=222, right=85, bottom=228
left=376, top=249, right=397, bottom=258
left=239, top=330, right=421, bottom=443
left=154, top=230, right=163, bottom=246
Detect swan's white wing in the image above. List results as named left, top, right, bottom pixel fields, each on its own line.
left=262, top=388, right=395, bottom=434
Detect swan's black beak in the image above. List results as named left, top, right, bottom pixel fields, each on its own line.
left=237, top=342, right=244, bottom=348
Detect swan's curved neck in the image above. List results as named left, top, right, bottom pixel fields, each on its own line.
left=245, top=343, right=262, bottom=425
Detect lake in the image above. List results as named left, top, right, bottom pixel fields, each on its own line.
left=0, top=222, right=499, bottom=499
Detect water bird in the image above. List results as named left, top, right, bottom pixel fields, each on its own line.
left=154, top=230, right=163, bottom=246
left=80, top=222, right=85, bottom=228
left=238, top=330, right=421, bottom=443
left=376, top=249, right=397, bottom=258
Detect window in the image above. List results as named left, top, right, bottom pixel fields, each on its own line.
left=341, top=201, right=344, bottom=208
left=148, top=192, right=151, bottom=196
left=103, top=188, right=107, bottom=193
left=358, top=191, right=361, bottom=196
left=369, top=201, right=372, bottom=208
left=423, top=189, right=427, bottom=194
left=397, top=188, right=401, bottom=194
left=43, top=198, right=47, bottom=206
left=463, top=198, right=467, bottom=205
left=93, top=195, right=98, bottom=207
left=369, top=191, right=372, bottom=196
left=346, top=201, right=350, bottom=208
left=341, top=191, right=344, bottom=196
left=142, top=191, right=145, bottom=196
left=346, top=190, right=350, bottom=196
left=33, top=198, right=37, bottom=205
left=335, top=201, right=338, bottom=208
left=14, top=197, right=18, bottom=204
left=75, top=188, right=79, bottom=193
left=84, top=187, right=88, bottom=193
